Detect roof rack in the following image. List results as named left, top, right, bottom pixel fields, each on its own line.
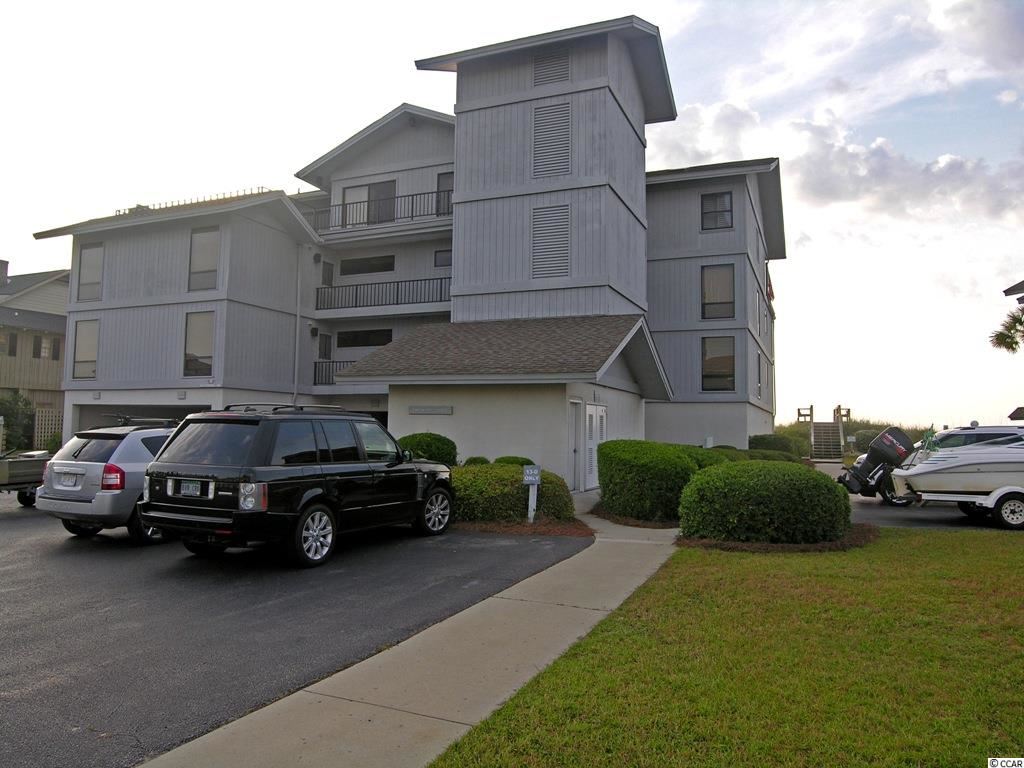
left=222, top=403, right=355, bottom=414
left=102, top=414, right=181, bottom=427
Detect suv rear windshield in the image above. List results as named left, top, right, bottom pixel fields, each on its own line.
left=53, top=435, right=122, bottom=463
left=158, top=421, right=258, bottom=466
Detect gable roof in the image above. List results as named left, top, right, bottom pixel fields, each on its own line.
left=416, top=16, right=676, bottom=124
left=33, top=191, right=320, bottom=244
left=337, top=314, right=671, bottom=399
left=295, top=104, right=455, bottom=190
left=0, top=269, right=68, bottom=297
left=0, top=306, right=66, bottom=334
left=647, top=158, right=787, bottom=261
left=1005, top=279, right=1024, bottom=299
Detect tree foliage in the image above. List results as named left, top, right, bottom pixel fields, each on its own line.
left=990, top=307, right=1024, bottom=353
left=0, top=390, right=35, bottom=452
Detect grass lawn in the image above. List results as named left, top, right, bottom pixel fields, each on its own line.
left=432, top=528, right=1024, bottom=767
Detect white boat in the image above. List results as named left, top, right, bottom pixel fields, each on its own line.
left=890, top=436, right=1024, bottom=528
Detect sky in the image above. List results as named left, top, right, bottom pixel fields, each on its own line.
left=2, top=0, right=1021, bottom=428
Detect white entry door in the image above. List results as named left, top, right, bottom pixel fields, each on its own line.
left=568, top=401, right=582, bottom=491
left=584, top=404, right=607, bottom=490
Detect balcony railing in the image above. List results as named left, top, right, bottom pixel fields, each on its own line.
left=313, top=360, right=356, bottom=385
left=306, top=190, right=452, bottom=233
left=316, top=276, right=451, bottom=311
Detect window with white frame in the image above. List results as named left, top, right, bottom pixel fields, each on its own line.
left=701, top=192, right=733, bottom=231
left=701, top=264, right=734, bottom=319
left=183, top=311, right=214, bottom=377
left=434, top=249, right=452, bottom=268
left=188, top=228, right=219, bottom=291
left=73, top=320, right=98, bottom=379
left=701, top=336, right=735, bottom=392
left=78, top=244, right=103, bottom=301
left=757, top=351, right=763, bottom=399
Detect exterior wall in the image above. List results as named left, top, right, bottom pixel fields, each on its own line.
left=0, top=326, right=64, bottom=393
left=566, top=381, right=644, bottom=440
left=644, top=401, right=770, bottom=448
left=387, top=384, right=569, bottom=476
left=322, top=238, right=452, bottom=289
left=2, top=280, right=70, bottom=315
left=451, top=33, right=648, bottom=322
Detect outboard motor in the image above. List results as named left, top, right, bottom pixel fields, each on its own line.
left=838, top=427, right=915, bottom=498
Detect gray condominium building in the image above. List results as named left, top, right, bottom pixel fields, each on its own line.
left=36, top=16, right=785, bottom=490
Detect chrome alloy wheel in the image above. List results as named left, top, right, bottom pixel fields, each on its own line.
left=1001, top=498, right=1024, bottom=527
left=423, top=491, right=451, bottom=533
left=301, top=509, right=334, bottom=561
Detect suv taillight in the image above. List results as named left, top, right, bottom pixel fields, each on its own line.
left=101, top=464, right=126, bottom=491
left=238, top=482, right=268, bottom=512
left=142, top=475, right=150, bottom=502
left=42, top=461, right=50, bottom=484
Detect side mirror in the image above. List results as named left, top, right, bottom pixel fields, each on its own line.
left=402, top=449, right=414, bottom=463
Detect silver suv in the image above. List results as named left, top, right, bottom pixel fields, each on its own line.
left=37, top=424, right=176, bottom=544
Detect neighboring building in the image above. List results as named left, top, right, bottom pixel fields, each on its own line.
left=34, top=16, right=786, bottom=486
left=0, top=260, right=70, bottom=447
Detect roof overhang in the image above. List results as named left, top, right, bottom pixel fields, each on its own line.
left=1010, top=407, right=1024, bottom=421
left=647, top=158, right=786, bottom=261
left=415, top=16, right=676, bottom=124
left=595, top=317, right=672, bottom=400
left=1005, top=279, right=1024, bottom=304
left=295, top=104, right=455, bottom=190
left=0, top=270, right=70, bottom=303
left=34, top=193, right=321, bottom=245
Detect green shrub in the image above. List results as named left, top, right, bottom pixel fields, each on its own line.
left=709, top=446, right=749, bottom=462
left=451, top=464, right=573, bottom=521
left=679, top=461, right=851, bottom=543
left=854, top=429, right=878, bottom=453
left=462, top=456, right=490, bottom=466
left=494, top=455, right=535, bottom=466
left=747, top=449, right=802, bottom=463
left=397, top=433, right=457, bottom=465
left=748, top=434, right=797, bottom=454
left=45, top=432, right=63, bottom=454
left=675, top=444, right=732, bottom=469
left=598, top=440, right=699, bottom=521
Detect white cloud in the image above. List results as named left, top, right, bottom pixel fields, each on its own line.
left=996, top=89, right=1020, bottom=105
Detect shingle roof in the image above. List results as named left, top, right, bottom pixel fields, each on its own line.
left=0, top=269, right=68, bottom=296
left=338, top=315, right=643, bottom=378
left=0, top=306, right=66, bottom=334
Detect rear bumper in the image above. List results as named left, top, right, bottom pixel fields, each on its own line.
left=139, top=503, right=295, bottom=544
left=36, top=489, right=136, bottom=526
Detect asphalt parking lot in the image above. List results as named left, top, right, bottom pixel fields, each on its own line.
left=0, top=494, right=591, bottom=768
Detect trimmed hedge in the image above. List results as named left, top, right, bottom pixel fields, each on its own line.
left=397, top=433, right=457, bottom=466
left=598, top=440, right=699, bottom=521
left=748, top=433, right=798, bottom=454
left=451, top=464, right=573, bottom=522
left=494, top=455, right=535, bottom=466
left=679, top=461, right=851, bottom=543
left=462, top=456, right=490, bottom=466
left=675, top=444, right=732, bottom=469
left=709, top=446, right=749, bottom=462
left=747, top=449, right=802, bottom=463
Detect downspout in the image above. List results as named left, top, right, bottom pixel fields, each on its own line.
left=292, top=244, right=303, bottom=405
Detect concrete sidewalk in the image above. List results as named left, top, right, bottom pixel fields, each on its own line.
left=144, top=492, right=677, bottom=768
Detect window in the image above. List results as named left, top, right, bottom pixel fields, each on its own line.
left=434, top=249, right=452, bottom=268
left=160, top=421, right=258, bottom=465
left=337, top=255, right=395, bottom=276
left=32, top=335, right=42, bottom=359
left=532, top=205, right=570, bottom=278
left=342, top=180, right=396, bottom=226
left=51, top=338, right=61, bottom=361
left=53, top=436, right=120, bottom=463
left=140, top=435, right=170, bottom=457
left=319, top=420, right=361, bottom=463
left=436, top=172, right=454, bottom=216
left=533, top=103, right=571, bottom=177
left=755, top=290, right=761, bottom=333
left=318, top=332, right=332, bottom=360
left=757, top=352, right=763, bottom=399
left=701, top=336, right=735, bottom=392
left=354, top=421, right=399, bottom=463
left=6, top=332, right=17, bottom=357
left=271, top=421, right=318, bottom=465
left=701, top=264, right=734, bottom=319
left=73, top=320, right=98, bottom=379
left=78, top=244, right=103, bottom=301
left=701, top=192, right=733, bottom=231
left=321, top=260, right=334, bottom=287
left=188, top=227, right=219, bottom=291
left=336, top=329, right=392, bottom=348
left=183, top=311, right=214, bottom=377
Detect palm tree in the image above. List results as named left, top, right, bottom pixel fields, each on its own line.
left=991, top=307, right=1024, bottom=353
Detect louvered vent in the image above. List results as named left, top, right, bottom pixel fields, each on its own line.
left=532, top=103, right=571, bottom=177
left=533, top=50, right=570, bottom=86
left=531, top=205, right=570, bottom=279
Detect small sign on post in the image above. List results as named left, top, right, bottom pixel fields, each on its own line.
left=522, top=465, right=541, bottom=523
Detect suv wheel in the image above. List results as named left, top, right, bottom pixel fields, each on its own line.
left=183, top=540, right=228, bottom=558
left=292, top=504, right=336, bottom=567
left=127, top=504, right=165, bottom=545
left=415, top=488, right=452, bottom=536
left=16, top=490, right=36, bottom=507
left=994, top=493, right=1024, bottom=530
left=61, top=520, right=102, bottom=538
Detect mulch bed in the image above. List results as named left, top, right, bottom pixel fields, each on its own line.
left=452, top=517, right=594, bottom=537
left=676, top=523, right=880, bottom=553
left=587, top=503, right=678, bottom=529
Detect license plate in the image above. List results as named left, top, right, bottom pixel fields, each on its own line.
left=179, top=480, right=202, bottom=497
left=60, top=473, right=77, bottom=487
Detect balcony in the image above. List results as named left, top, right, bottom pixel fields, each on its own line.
left=316, top=276, right=451, bottom=311
left=313, top=360, right=356, bottom=385
left=306, top=190, right=452, bottom=234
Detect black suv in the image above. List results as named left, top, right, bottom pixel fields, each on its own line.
left=139, top=404, right=453, bottom=566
